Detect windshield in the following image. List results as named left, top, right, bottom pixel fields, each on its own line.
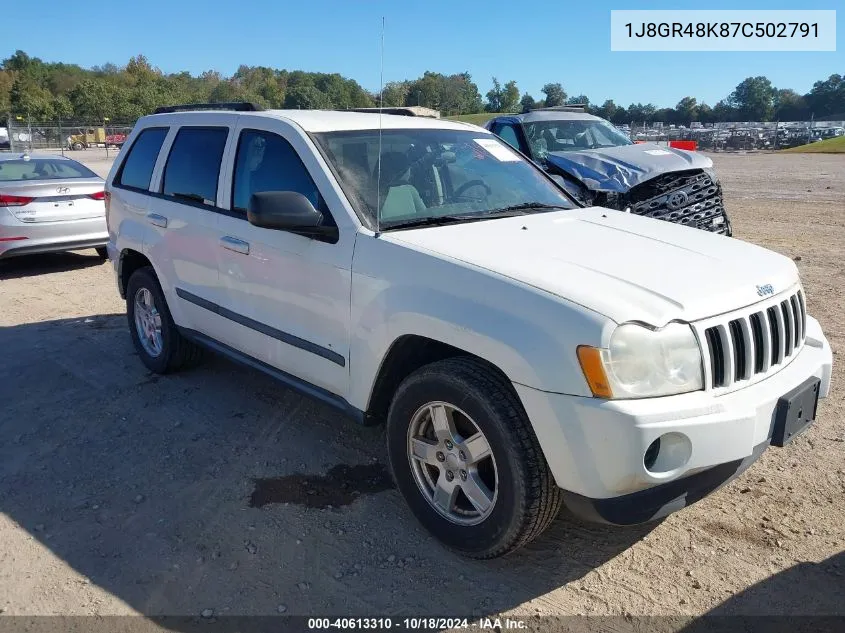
left=522, top=119, right=633, bottom=160
left=0, top=158, right=99, bottom=182
left=312, top=129, right=575, bottom=230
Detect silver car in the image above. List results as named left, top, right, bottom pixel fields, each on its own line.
left=0, top=153, right=108, bottom=259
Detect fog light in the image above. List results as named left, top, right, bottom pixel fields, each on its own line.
left=643, top=432, right=693, bottom=475
left=644, top=438, right=661, bottom=470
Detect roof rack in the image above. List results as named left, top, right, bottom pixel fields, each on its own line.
left=342, top=106, right=441, bottom=119
left=529, top=104, right=588, bottom=113
left=153, top=102, right=264, bottom=115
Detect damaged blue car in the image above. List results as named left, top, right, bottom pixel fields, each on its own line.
left=485, top=108, right=732, bottom=236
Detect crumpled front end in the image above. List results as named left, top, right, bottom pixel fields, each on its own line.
left=618, top=169, right=731, bottom=235
left=545, top=144, right=733, bottom=236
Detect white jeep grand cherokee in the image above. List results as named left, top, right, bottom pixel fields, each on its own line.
left=106, top=103, right=832, bottom=559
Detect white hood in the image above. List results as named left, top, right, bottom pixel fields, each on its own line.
left=383, top=208, right=800, bottom=326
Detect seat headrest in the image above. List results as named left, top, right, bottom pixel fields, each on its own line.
left=375, top=151, right=411, bottom=183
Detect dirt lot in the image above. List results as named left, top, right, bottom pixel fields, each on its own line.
left=0, top=151, right=843, bottom=626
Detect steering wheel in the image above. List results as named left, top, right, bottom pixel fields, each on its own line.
left=454, top=179, right=492, bottom=200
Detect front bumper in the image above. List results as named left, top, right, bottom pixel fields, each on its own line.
left=0, top=211, right=107, bottom=259
left=515, top=315, right=832, bottom=524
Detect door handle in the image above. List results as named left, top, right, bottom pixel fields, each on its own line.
left=147, top=213, right=168, bottom=228
left=220, top=236, right=250, bottom=255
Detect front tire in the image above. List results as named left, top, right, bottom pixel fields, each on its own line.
left=126, top=266, right=203, bottom=374
left=386, top=357, right=563, bottom=559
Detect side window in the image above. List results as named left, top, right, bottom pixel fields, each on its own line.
left=162, top=127, right=229, bottom=205
left=116, top=127, right=168, bottom=190
left=231, top=129, right=324, bottom=215
left=495, top=124, right=521, bottom=152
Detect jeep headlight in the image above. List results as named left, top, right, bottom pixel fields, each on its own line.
left=577, top=322, right=703, bottom=399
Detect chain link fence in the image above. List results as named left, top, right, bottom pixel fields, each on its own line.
left=2, top=118, right=135, bottom=155
left=3, top=116, right=844, bottom=156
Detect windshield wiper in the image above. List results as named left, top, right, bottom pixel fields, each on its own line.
left=480, top=202, right=570, bottom=215
left=379, top=215, right=483, bottom=231
left=379, top=204, right=570, bottom=231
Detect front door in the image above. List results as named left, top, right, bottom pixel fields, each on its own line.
left=214, top=119, right=355, bottom=398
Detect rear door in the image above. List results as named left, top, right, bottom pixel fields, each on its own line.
left=144, top=115, right=236, bottom=338
left=109, top=125, right=170, bottom=253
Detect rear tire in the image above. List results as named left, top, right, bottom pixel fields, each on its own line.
left=95, top=246, right=109, bottom=260
left=386, top=357, right=563, bottom=559
left=126, top=266, right=204, bottom=374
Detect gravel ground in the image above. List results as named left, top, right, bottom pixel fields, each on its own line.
left=0, top=151, right=843, bottom=626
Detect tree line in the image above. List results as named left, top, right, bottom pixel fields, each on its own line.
left=1, top=50, right=842, bottom=125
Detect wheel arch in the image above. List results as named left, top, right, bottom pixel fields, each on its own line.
left=364, top=334, right=516, bottom=425
left=117, top=248, right=153, bottom=299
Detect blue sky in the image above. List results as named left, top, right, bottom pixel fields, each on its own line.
left=4, top=0, right=841, bottom=107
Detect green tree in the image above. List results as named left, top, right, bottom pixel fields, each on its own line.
left=125, top=55, right=160, bottom=84
left=381, top=81, right=410, bottom=107
left=674, top=96, right=699, bottom=123
left=519, top=93, right=537, bottom=112
left=805, top=74, right=844, bottom=118
left=773, top=89, right=808, bottom=121
left=485, top=77, right=503, bottom=112
left=500, top=80, right=520, bottom=113
left=52, top=95, right=73, bottom=121
left=596, top=99, right=618, bottom=121
left=68, top=79, right=115, bottom=120
left=611, top=105, right=628, bottom=124
left=567, top=95, right=590, bottom=108
left=444, top=72, right=482, bottom=115
left=4, top=50, right=45, bottom=78
left=727, top=76, right=776, bottom=121
left=406, top=71, right=442, bottom=109
left=0, top=70, right=14, bottom=116
left=653, top=107, right=676, bottom=124
left=10, top=75, right=53, bottom=120
left=712, top=99, right=736, bottom=122
left=626, top=103, right=656, bottom=123
left=541, top=83, right=566, bottom=107
left=284, top=85, right=327, bottom=109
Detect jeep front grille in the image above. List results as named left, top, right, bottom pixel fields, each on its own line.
left=625, top=169, right=730, bottom=235
left=694, top=289, right=806, bottom=392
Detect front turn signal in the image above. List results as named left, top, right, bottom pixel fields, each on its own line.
left=577, top=346, right=614, bottom=399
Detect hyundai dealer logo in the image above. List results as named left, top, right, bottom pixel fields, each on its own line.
left=56, top=186, right=69, bottom=194
left=756, top=284, right=774, bottom=297
left=666, top=191, right=688, bottom=210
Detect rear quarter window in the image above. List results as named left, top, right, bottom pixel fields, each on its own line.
left=162, top=127, right=229, bottom=206
left=116, top=127, right=168, bottom=190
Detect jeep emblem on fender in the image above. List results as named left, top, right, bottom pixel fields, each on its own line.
left=666, top=191, right=688, bottom=210
left=756, top=284, right=774, bottom=296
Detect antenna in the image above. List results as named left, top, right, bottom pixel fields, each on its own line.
left=375, top=16, right=385, bottom=236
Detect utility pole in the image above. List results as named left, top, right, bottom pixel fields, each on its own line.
left=14, top=115, right=24, bottom=153
left=104, top=117, right=110, bottom=159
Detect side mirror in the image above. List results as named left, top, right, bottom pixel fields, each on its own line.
left=247, top=191, right=338, bottom=242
